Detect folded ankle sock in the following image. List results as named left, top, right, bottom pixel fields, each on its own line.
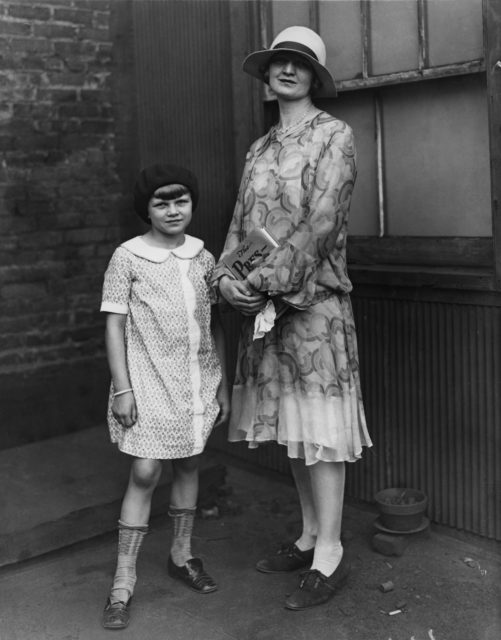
left=110, top=520, right=148, bottom=603
left=311, top=542, right=343, bottom=577
left=168, top=505, right=196, bottom=566
left=294, top=537, right=316, bottom=553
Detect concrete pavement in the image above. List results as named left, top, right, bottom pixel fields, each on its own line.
left=0, top=426, right=220, bottom=568
left=0, top=452, right=500, bottom=640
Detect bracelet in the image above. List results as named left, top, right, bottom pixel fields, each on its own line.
left=113, top=388, right=133, bottom=398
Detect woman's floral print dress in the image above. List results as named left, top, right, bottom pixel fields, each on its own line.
left=213, top=111, right=372, bottom=465
left=101, top=235, right=222, bottom=459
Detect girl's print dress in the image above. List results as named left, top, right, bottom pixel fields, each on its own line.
left=213, top=111, right=372, bottom=465
left=101, top=235, right=222, bottom=459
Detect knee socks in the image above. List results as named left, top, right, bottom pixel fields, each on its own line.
left=110, top=520, right=148, bottom=604
left=168, top=505, right=196, bottom=566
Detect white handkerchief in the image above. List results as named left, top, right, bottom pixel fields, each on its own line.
left=253, top=299, right=277, bottom=340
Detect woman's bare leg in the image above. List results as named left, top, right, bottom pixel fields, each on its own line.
left=308, top=460, right=345, bottom=576
left=289, top=458, right=318, bottom=551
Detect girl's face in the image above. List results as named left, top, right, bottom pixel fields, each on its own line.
left=147, top=184, right=192, bottom=240
left=268, top=53, right=314, bottom=100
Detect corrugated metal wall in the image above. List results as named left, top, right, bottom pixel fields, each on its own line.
left=132, top=0, right=243, bottom=387
left=132, top=0, right=236, bottom=258
left=211, top=293, right=501, bottom=541
left=351, top=293, right=501, bottom=540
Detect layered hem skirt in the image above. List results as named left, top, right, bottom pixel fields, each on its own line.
left=228, top=294, right=372, bottom=466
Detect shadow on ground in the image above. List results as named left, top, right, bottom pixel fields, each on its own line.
left=0, top=458, right=499, bottom=640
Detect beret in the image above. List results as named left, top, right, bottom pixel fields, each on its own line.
left=133, top=163, right=199, bottom=223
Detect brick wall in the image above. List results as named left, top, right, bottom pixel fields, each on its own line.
left=0, top=0, right=138, bottom=447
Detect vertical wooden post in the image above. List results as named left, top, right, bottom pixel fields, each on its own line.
left=484, top=0, right=501, bottom=287
left=360, top=0, right=370, bottom=79
left=258, top=0, right=273, bottom=48
left=417, top=0, right=428, bottom=71
left=229, top=0, right=264, bottom=184
left=309, top=0, right=320, bottom=33
left=375, top=92, right=385, bottom=238
left=257, top=0, right=275, bottom=102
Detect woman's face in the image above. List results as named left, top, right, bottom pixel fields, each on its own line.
left=147, top=184, right=192, bottom=238
left=267, top=53, right=314, bottom=100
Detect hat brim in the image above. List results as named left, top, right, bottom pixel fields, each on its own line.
left=243, top=48, right=337, bottom=98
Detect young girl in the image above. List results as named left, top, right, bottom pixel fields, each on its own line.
left=100, top=163, right=229, bottom=630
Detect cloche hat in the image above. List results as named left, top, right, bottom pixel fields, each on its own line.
left=242, top=26, right=337, bottom=98
left=133, top=163, right=199, bottom=224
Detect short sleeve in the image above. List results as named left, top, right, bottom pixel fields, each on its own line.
left=202, top=250, right=219, bottom=305
left=100, top=247, right=132, bottom=314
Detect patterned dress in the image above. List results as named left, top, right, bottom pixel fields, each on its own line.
left=213, top=111, right=372, bottom=465
left=101, top=235, right=222, bottom=459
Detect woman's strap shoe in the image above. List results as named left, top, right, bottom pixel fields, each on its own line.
left=256, top=543, right=314, bottom=573
left=102, top=597, right=131, bottom=629
left=167, top=556, right=218, bottom=593
left=284, top=553, right=350, bottom=610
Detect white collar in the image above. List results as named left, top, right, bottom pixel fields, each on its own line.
left=121, top=234, right=204, bottom=263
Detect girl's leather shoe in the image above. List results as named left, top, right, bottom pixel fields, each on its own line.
left=167, top=556, right=218, bottom=593
left=102, top=597, right=132, bottom=629
left=284, top=553, right=350, bottom=610
left=256, top=543, right=314, bottom=573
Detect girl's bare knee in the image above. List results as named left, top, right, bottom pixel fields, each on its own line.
left=172, top=455, right=199, bottom=475
left=130, top=458, right=161, bottom=489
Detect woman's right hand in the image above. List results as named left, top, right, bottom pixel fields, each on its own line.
left=219, top=276, right=267, bottom=315
left=112, top=393, right=137, bottom=429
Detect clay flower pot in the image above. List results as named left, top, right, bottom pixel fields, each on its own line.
left=375, top=488, right=428, bottom=532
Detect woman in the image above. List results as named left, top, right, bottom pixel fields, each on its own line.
left=212, top=26, right=372, bottom=610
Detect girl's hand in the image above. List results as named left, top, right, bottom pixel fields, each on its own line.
left=214, top=383, right=230, bottom=427
left=112, top=393, right=137, bottom=428
left=219, top=276, right=267, bottom=316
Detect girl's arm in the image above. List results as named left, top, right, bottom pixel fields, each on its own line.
left=105, top=312, right=137, bottom=429
left=211, top=306, right=230, bottom=426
